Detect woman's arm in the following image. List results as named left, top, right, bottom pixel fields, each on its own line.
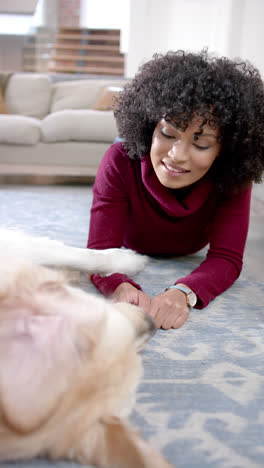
left=144, top=185, right=252, bottom=328
left=87, top=144, right=144, bottom=296
left=173, top=185, right=252, bottom=308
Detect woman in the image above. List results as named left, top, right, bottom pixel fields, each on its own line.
left=88, top=50, right=264, bottom=329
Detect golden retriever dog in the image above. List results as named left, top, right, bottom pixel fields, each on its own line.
left=0, top=229, right=172, bottom=468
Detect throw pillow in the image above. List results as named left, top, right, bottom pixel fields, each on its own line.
left=0, top=89, right=8, bottom=114
left=92, top=86, right=123, bottom=111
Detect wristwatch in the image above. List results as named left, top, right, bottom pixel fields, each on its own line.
left=165, top=284, right=197, bottom=308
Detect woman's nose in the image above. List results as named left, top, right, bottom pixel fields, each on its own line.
left=168, top=141, right=189, bottom=161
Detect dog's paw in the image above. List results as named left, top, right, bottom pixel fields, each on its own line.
left=103, top=248, right=148, bottom=276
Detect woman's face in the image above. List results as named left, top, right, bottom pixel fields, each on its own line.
left=150, top=117, right=221, bottom=189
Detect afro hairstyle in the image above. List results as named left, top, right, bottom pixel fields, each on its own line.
left=114, top=49, right=264, bottom=193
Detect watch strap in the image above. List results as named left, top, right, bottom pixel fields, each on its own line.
left=167, top=285, right=190, bottom=295
left=165, top=284, right=197, bottom=307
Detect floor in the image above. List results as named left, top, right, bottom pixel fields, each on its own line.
left=244, top=196, right=264, bottom=279
left=0, top=184, right=263, bottom=468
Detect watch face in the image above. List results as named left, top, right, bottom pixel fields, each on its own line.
left=188, top=291, right=197, bottom=307
left=167, top=285, right=197, bottom=307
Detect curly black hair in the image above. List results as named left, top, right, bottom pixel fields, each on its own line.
left=114, top=49, right=264, bottom=192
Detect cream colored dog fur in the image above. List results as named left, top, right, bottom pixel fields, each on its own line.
left=0, top=229, right=172, bottom=468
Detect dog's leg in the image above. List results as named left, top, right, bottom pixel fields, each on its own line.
left=0, top=229, right=147, bottom=276
left=36, top=243, right=147, bottom=277
left=81, top=416, right=173, bottom=468
left=35, top=242, right=147, bottom=276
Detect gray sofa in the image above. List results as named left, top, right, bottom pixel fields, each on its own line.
left=0, top=73, right=126, bottom=180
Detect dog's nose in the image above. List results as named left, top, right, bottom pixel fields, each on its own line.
left=113, top=302, right=157, bottom=348
left=144, top=313, right=157, bottom=338
left=135, top=312, right=157, bottom=350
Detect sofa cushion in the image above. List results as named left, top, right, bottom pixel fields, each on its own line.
left=4, top=73, right=51, bottom=119
left=50, top=79, right=126, bottom=113
left=0, top=115, right=41, bottom=145
left=41, top=109, right=118, bottom=143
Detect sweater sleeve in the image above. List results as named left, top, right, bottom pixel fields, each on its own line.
left=87, top=144, right=142, bottom=295
left=175, top=185, right=252, bottom=308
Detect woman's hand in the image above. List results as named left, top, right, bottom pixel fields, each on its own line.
left=112, top=282, right=151, bottom=314
left=112, top=283, right=190, bottom=329
left=149, top=288, right=190, bottom=329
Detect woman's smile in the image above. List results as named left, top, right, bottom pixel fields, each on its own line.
left=161, top=160, right=190, bottom=175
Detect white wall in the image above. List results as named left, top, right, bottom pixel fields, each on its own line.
left=240, top=0, right=264, bottom=200
left=239, top=0, right=264, bottom=77
left=164, top=0, right=233, bottom=56
left=126, top=0, right=234, bottom=77
left=126, top=0, right=264, bottom=78
left=80, top=0, right=130, bottom=53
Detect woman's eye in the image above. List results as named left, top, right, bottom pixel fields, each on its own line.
left=193, top=143, right=210, bottom=150
left=160, top=130, right=175, bottom=139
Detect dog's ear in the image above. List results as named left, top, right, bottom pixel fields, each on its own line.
left=0, top=311, right=94, bottom=434
left=79, top=416, right=173, bottom=468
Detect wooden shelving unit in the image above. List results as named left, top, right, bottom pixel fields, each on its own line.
left=49, top=27, right=124, bottom=76
left=23, top=26, right=125, bottom=76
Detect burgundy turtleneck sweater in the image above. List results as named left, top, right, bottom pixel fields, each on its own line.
left=87, top=142, right=251, bottom=308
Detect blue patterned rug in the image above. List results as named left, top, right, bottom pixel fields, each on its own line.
left=0, top=184, right=264, bottom=468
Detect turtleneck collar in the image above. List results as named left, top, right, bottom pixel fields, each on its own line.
left=141, top=154, right=214, bottom=217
